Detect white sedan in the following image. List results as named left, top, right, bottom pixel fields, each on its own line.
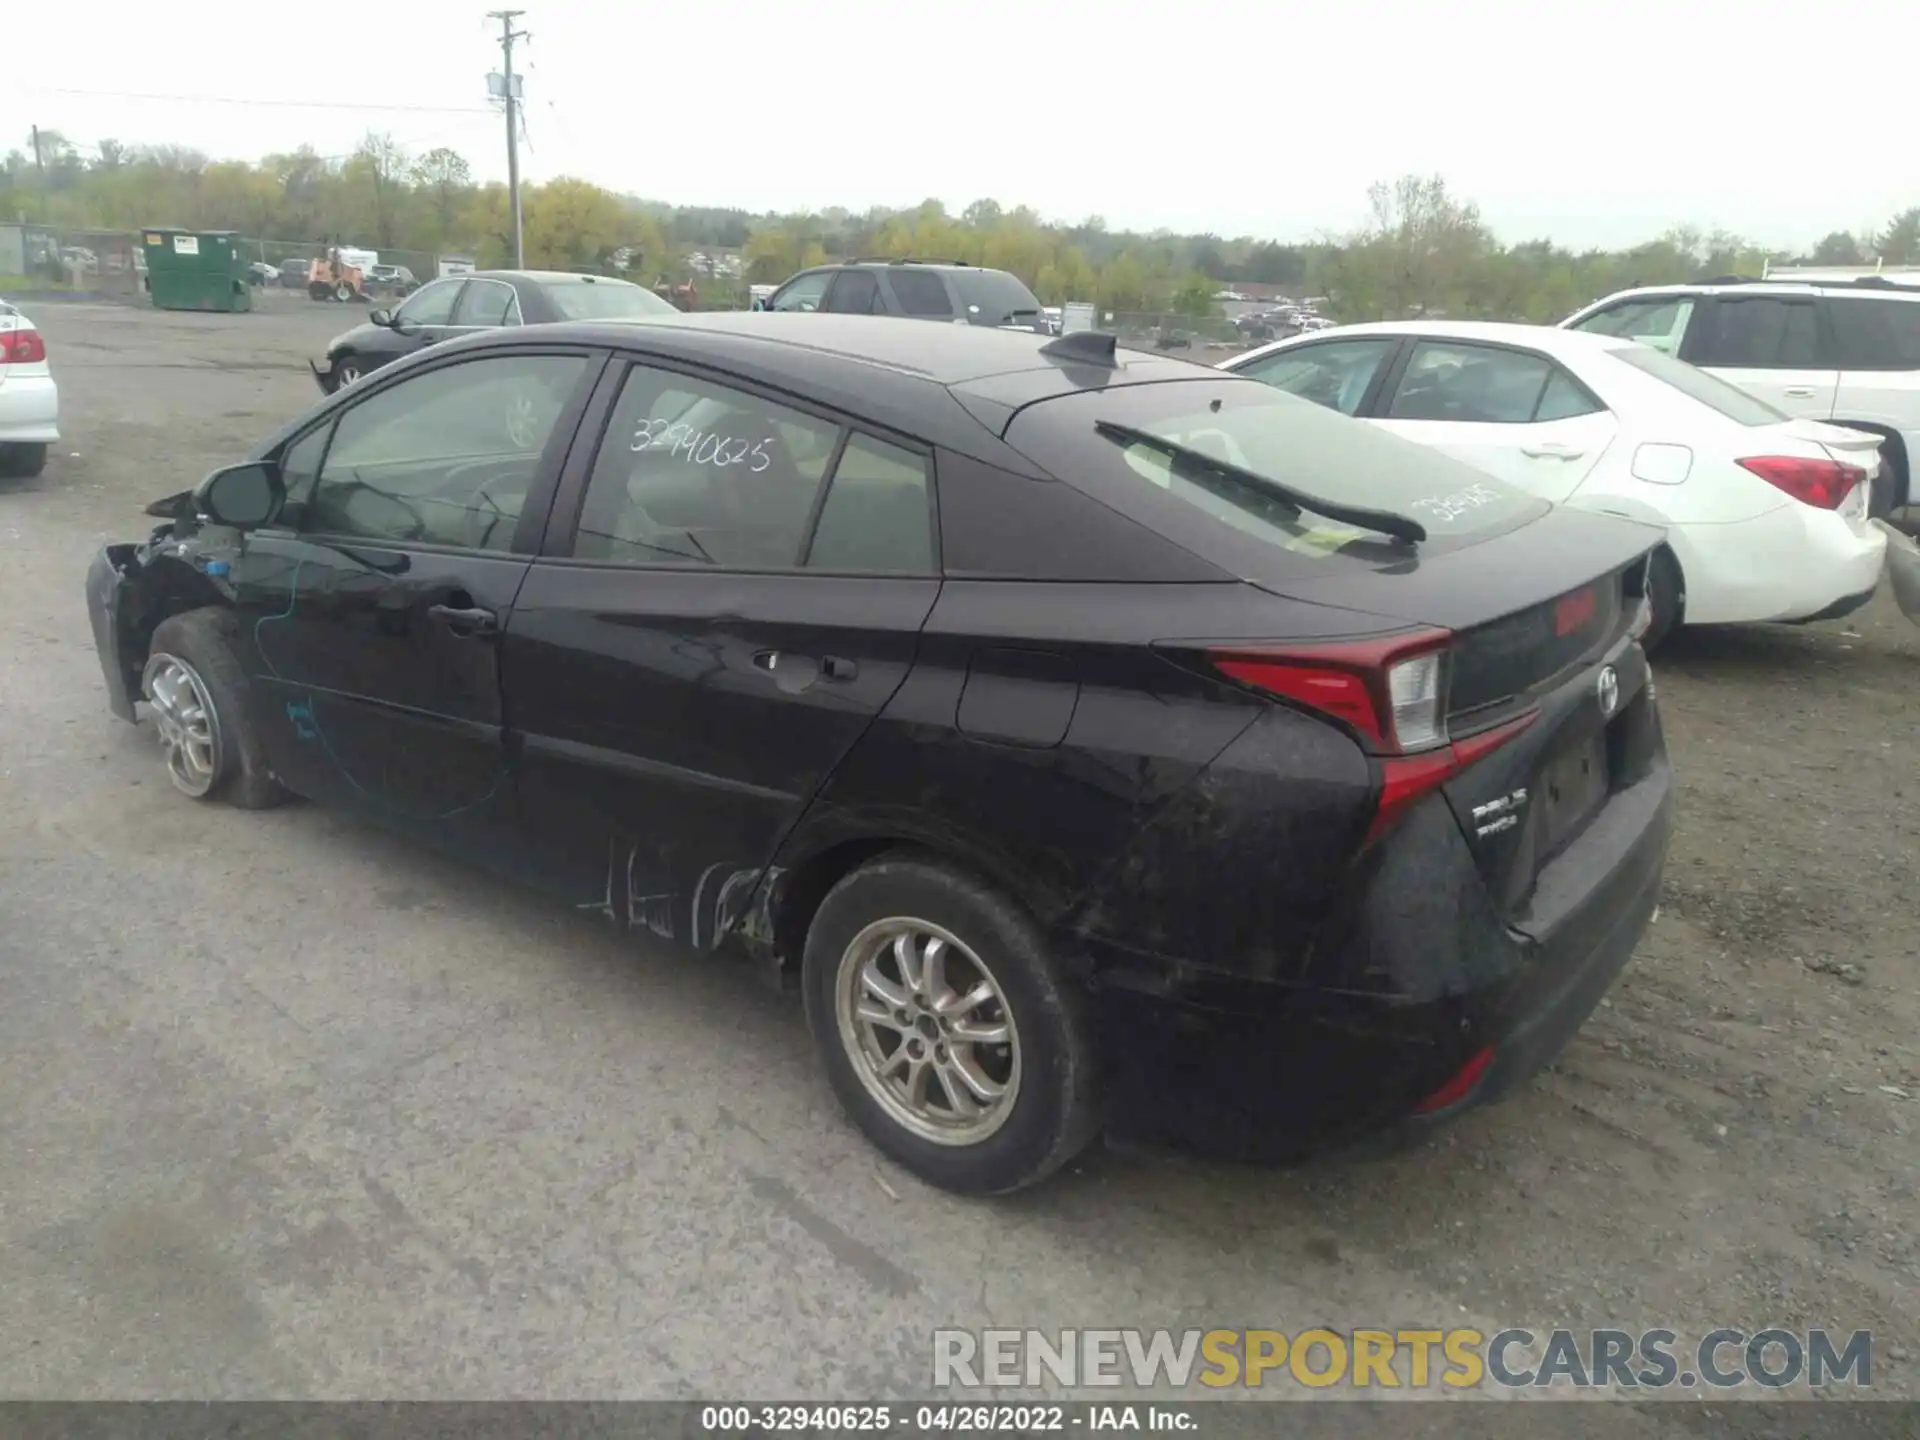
left=1221, top=321, right=1887, bottom=646
left=0, top=299, right=58, bottom=479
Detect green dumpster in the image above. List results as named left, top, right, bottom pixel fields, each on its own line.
left=141, top=229, right=253, bottom=313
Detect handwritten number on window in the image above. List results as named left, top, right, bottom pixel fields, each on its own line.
left=631, top=419, right=771, bottom=472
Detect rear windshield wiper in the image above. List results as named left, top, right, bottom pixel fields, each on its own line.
left=1094, top=419, right=1428, bottom=544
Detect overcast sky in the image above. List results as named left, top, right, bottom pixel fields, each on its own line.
left=8, top=0, right=1915, bottom=251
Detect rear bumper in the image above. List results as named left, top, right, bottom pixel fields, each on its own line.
left=0, top=374, right=60, bottom=442
left=85, top=543, right=143, bottom=722
left=1093, top=667, right=1674, bottom=1163
left=1672, top=504, right=1884, bottom=625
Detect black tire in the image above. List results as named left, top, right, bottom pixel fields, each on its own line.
left=0, top=442, right=48, bottom=478
left=329, top=354, right=363, bottom=391
left=1643, top=547, right=1683, bottom=653
left=802, top=853, right=1101, bottom=1196
left=145, top=609, right=289, bottom=811
left=308, top=281, right=329, bottom=302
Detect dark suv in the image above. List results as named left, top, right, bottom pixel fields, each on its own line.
left=761, top=260, right=1056, bottom=332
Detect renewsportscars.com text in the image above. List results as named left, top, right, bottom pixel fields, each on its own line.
left=932, top=1327, right=1873, bottom=1391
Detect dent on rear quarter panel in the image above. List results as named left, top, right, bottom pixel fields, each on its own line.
left=773, top=582, right=1278, bottom=952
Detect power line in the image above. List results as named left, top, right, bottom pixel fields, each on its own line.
left=22, top=86, right=492, bottom=115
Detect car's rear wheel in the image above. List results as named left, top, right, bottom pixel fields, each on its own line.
left=0, top=442, right=48, bottom=478
left=143, top=610, right=288, bottom=810
left=1644, top=547, right=1684, bottom=652
left=802, top=854, right=1100, bottom=1195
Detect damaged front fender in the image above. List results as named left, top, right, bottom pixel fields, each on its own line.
left=84, top=534, right=230, bottom=722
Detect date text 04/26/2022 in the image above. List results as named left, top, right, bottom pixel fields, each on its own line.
left=698, top=1404, right=1196, bottom=1432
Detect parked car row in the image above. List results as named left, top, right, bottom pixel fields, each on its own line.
left=62, top=264, right=1920, bottom=1199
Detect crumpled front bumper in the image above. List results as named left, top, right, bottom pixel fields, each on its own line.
left=85, top=542, right=142, bottom=722
left=307, top=357, right=334, bottom=394
left=1874, top=519, right=1920, bottom=625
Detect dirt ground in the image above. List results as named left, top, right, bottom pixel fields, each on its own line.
left=0, top=297, right=1913, bottom=1418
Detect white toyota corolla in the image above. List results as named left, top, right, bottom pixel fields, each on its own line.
left=1222, top=320, right=1889, bottom=646
left=0, top=299, right=58, bottom=479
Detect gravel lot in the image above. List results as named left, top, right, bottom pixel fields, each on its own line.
left=0, top=300, right=1914, bottom=1420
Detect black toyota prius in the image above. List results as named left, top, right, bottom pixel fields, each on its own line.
left=84, top=314, right=1673, bottom=1196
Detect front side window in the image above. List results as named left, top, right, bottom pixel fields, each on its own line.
left=1238, top=339, right=1395, bottom=416
left=1694, top=297, right=1820, bottom=368
left=1569, top=296, right=1694, bottom=355
left=574, top=365, right=841, bottom=569
left=887, top=270, right=954, bottom=319
left=395, top=278, right=464, bottom=327
left=452, top=278, right=519, bottom=327
left=1386, top=342, right=1560, bottom=424
left=771, top=272, right=833, bottom=313
left=294, top=353, right=588, bottom=548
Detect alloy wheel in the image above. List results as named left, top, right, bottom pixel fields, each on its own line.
left=834, top=917, right=1022, bottom=1146
left=142, top=653, right=222, bottom=798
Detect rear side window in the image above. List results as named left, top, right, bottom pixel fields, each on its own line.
left=1693, top=297, right=1820, bottom=368
left=805, top=434, right=934, bottom=573
left=1826, top=296, right=1920, bottom=370
left=1005, top=378, right=1546, bottom=574
left=824, top=270, right=885, bottom=315
left=1608, top=344, right=1788, bottom=425
left=886, top=269, right=954, bottom=318
left=1385, top=342, right=1593, bottom=424
left=574, top=365, right=840, bottom=569
left=952, top=270, right=1045, bottom=326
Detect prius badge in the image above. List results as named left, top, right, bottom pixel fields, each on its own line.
left=1472, top=787, right=1529, bottom=839
left=1597, top=665, right=1620, bottom=718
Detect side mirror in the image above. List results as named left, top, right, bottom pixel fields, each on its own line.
left=197, top=461, right=284, bottom=528
left=368, top=307, right=393, bottom=327
left=751, top=297, right=768, bottom=311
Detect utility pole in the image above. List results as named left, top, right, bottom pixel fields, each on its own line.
left=30, top=125, right=46, bottom=192
left=488, top=10, right=528, bottom=268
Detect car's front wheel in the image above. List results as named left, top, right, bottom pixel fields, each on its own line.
left=802, top=854, right=1101, bottom=1195
left=143, top=610, right=288, bottom=810
left=330, top=355, right=364, bottom=391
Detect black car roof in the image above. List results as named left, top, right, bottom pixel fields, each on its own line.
left=500, top=311, right=1203, bottom=387
left=421, top=312, right=1226, bottom=467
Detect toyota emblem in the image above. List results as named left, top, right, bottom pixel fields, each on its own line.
left=1596, top=665, right=1620, bottom=717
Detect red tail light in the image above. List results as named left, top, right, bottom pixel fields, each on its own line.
left=1413, top=1045, right=1496, bottom=1114
left=1736, top=455, right=1863, bottom=510
left=1210, top=630, right=1538, bottom=844
left=0, top=327, right=47, bottom=364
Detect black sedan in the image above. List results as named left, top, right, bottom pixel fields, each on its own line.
left=309, top=269, right=677, bottom=394
left=86, top=315, right=1673, bottom=1195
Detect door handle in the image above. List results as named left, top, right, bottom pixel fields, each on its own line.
left=427, top=603, right=498, bottom=635
left=1521, top=443, right=1585, bottom=459
left=1783, top=386, right=1818, bottom=398
left=752, top=649, right=780, bottom=672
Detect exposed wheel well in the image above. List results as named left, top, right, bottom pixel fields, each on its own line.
left=770, top=838, right=918, bottom=972
left=118, top=562, right=229, bottom=700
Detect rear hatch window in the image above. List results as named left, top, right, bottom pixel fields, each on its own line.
left=1607, top=344, right=1786, bottom=425
left=545, top=280, right=678, bottom=321
left=1003, top=376, right=1548, bottom=578
left=953, top=270, right=1046, bottom=327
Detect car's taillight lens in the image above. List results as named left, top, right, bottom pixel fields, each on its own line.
left=1210, top=630, right=1538, bottom=845
left=1737, top=454, right=1863, bottom=510
left=1211, top=628, right=1452, bottom=754
left=0, top=327, right=47, bottom=364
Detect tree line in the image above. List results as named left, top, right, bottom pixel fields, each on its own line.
left=6, top=131, right=1918, bottom=321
